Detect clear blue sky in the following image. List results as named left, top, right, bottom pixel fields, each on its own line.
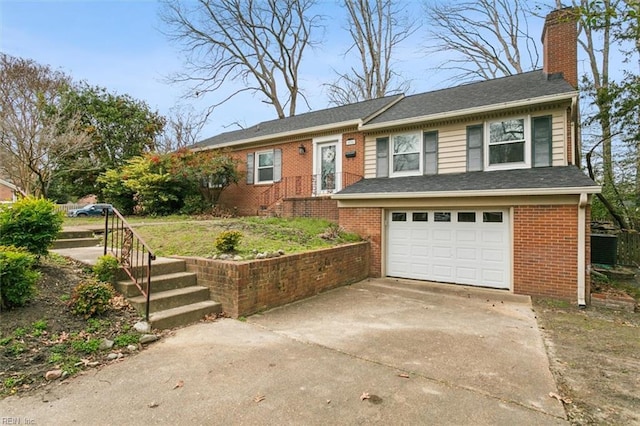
left=1, top=0, right=556, bottom=139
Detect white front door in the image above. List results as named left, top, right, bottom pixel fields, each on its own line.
left=314, top=140, right=341, bottom=195
left=386, top=209, right=510, bottom=289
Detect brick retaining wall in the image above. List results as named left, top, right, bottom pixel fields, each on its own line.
left=176, top=242, right=370, bottom=317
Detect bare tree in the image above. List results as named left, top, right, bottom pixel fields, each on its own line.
left=423, top=0, right=540, bottom=83
left=157, top=105, right=208, bottom=153
left=0, top=54, right=89, bottom=197
left=160, top=0, right=321, bottom=119
left=326, top=0, right=417, bottom=106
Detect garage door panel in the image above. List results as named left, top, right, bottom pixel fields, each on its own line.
left=387, top=209, right=510, bottom=289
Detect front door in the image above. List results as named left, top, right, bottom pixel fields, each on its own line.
left=315, top=141, right=341, bottom=195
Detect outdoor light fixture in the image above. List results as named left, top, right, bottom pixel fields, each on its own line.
left=298, top=144, right=306, bottom=154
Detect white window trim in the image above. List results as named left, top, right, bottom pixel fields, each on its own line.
left=313, top=134, right=342, bottom=195
left=484, top=115, right=531, bottom=171
left=390, top=131, right=422, bottom=177
left=255, top=149, right=275, bottom=185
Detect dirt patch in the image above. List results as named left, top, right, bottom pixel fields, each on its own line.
left=534, top=297, right=640, bottom=425
left=0, top=256, right=142, bottom=397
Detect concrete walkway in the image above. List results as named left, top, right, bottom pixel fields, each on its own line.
left=0, top=275, right=566, bottom=425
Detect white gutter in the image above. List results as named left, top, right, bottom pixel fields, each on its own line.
left=192, top=119, right=363, bottom=152
left=570, top=96, right=577, bottom=166
left=360, top=92, right=578, bottom=131
left=333, top=185, right=601, bottom=200
left=577, top=193, right=588, bottom=307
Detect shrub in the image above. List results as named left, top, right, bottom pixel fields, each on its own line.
left=0, top=245, right=40, bottom=309
left=69, top=279, right=114, bottom=318
left=0, top=197, right=63, bottom=257
left=93, top=255, right=119, bottom=283
left=214, top=230, right=243, bottom=253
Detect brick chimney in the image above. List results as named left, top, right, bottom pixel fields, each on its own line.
left=541, top=7, right=578, bottom=88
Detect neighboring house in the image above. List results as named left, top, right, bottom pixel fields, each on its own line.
left=0, top=178, right=20, bottom=203
left=193, top=8, right=600, bottom=305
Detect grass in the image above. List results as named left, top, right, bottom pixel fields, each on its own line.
left=63, top=215, right=361, bottom=258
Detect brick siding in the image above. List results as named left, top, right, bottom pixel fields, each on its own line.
left=178, top=242, right=369, bottom=317
left=338, top=207, right=382, bottom=277
left=282, top=197, right=339, bottom=221
left=513, top=204, right=582, bottom=299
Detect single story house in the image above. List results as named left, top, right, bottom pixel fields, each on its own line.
left=192, top=8, right=600, bottom=305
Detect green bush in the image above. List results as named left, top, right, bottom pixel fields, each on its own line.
left=93, top=255, right=119, bottom=283
left=0, top=197, right=63, bottom=257
left=214, top=230, right=243, bottom=253
left=69, top=279, right=114, bottom=318
left=0, top=245, right=40, bottom=309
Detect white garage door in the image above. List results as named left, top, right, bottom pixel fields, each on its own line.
left=387, top=209, right=510, bottom=289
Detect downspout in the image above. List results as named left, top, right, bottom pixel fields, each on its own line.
left=577, top=193, right=588, bottom=307
left=570, top=97, right=577, bottom=166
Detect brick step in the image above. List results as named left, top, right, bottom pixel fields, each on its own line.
left=52, top=237, right=101, bottom=249
left=114, top=271, right=198, bottom=297
left=129, top=286, right=210, bottom=314
left=149, top=301, right=222, bottom=330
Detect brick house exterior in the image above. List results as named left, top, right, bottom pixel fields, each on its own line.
left=0, top=179, right=19, bottom=203
left=194, top=8, right=599, bottom=305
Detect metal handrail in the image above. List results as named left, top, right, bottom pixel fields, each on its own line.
left=103, top=207, right=156, bottom=321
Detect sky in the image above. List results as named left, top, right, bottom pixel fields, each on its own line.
left=1, top=0, right=554, bottom=140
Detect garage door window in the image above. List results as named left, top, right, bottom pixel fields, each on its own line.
left=483, top=212, right=503, bottom=222
left=412, top=212, right=428, bottom=222
left=434, top=212, right=451, bottom=222
left=458, top=212, right=476, bottom=222
left=392, top=212, right=407, bottom=221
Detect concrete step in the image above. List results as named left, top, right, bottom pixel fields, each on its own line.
left=114, top=271, right=198, bottom=298
left=129, top=286, right=211, bottom=314
left=115, top=258, right=187, bottom=281
left=52, top=237, right=101, bottom=249
left=57, top=230, right=95, bottom=239
left=149, top=301, right=222, bottom=329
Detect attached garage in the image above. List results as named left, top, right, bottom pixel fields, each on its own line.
left=386, top=209, right=510, bottom=289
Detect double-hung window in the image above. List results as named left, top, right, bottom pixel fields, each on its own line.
left=246, top=149, right=282, bottom=184
left=488, top=118, right=526, bottom=167
left=392, top=133, right=420, bottom=175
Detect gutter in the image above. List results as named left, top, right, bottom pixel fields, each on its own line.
left=360, top=92, right=578, bottom=132
left=333, top=185, right=601, bottom=200
left=577, top=193, right=588, bottom=307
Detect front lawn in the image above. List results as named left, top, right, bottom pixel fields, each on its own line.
left=64, top=215, right=361, bottom=258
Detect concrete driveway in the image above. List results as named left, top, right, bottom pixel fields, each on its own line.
left=0, top=279, right=566, bottom=425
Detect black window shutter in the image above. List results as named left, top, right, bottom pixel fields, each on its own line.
left=532, top=116, right=552, bottom=167
left=376, top=137, right=389, bottom=177
left=246, top=153, right=254, bottom=184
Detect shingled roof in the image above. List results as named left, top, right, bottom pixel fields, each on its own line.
left=333, top=166, right=599, bottom=198
left=363, top=70, right=576, bottom=128
left=192, top=94, right=403, bottom=150
left=193, top=70, right=576, bottom=150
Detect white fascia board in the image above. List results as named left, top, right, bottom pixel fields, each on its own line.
left=332, top=185, right=601, bottom=200
left=360, top=92, right=578, bottom=131
left=0, top=179, right=18, bottom=191
left=193, top=119, right=362, bottom=152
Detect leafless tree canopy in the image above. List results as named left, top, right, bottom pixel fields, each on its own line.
left=326, top=0, right=417, bottom=106
left=424, top=0, right=539, bottom=84
left=157, top=105, right=208, bottom=153
left=160, top=0, right=321, bottom=119
left=0, top=54, right=89, bottom=197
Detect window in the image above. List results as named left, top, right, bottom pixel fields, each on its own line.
left=392, top=212, right=407, bottom=221
left=467, top=125, right=483, bottom=172
left=246, top=149, right=281, bottom=184
left=458, top=212, right=476, bottom=222
left=483, top=212, right=503, bottom=223
left=434, top=212, right=451, bottom=222
left=423, top=131, right=438, bottom=175
left=412, top=212, right=428, bottom=222
left=392, top=133, right=420, bottom=174
left=532, top=116, right=552, bottom=167
left=488, top=118, right=526, bottom=166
